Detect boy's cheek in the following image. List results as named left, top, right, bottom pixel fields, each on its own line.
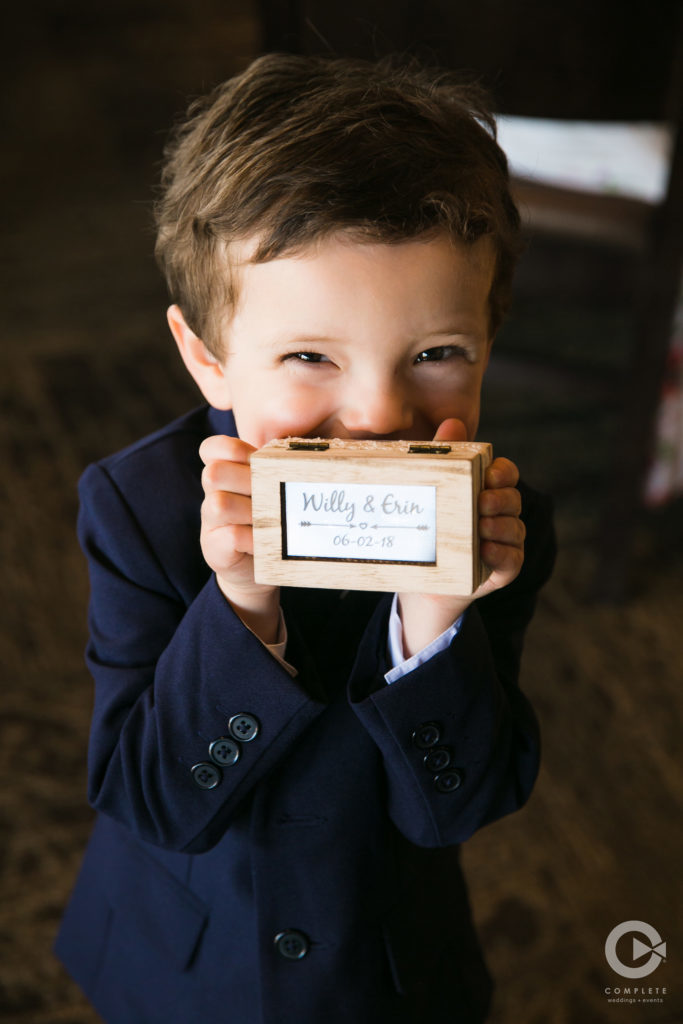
left=233, top=386, right=484, bottom=447
left=235, top=400, right=326, bottom=449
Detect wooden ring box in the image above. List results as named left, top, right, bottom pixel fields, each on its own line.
left=251, top=437, right=492, bottom=595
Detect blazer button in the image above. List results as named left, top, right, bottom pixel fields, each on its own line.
left=191, top=762, right=222, bottom=789
left=229, top=713, right=260, bottom=743
left=209, top=737, right=241, bottom=766
left=423, top=746, right=452, bottom=772
left=434, top=769, right=464, bottom=793
left=412, top=722, right=441, bottom=749
left=274, top=929, right=310, bottom=960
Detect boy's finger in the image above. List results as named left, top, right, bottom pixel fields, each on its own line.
left=432, top=418, right=468, bottom=443
left=481, top=539, right=524, bottom=576
left=479, top=515, right=526, bottom=546
left=479, top=486, right=522, bottom=517
left=201, top=459, right=252, bottom=496
left=216, top=524, right=254, bottom=558
left=484, top=457, right=519, bottom=489
left=206, top=526, right=255, bottom=572
left=199, top=434, right=255, bottom=465
left=201, top=490, right=253, bottom=529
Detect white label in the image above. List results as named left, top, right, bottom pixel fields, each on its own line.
left=283, top=481, right=436, bottom=563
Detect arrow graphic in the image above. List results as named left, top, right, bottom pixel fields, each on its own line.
left=299, top=521, right=430, bottom=531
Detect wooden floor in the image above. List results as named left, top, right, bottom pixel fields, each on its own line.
left=1, top=4, right=681, bottom=1021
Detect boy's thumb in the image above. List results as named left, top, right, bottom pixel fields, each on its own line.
left=432, top=418, right=468, bottom=443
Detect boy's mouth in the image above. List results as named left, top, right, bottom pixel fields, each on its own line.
left=297, top=421, right=470, bottom=445
left=300, top=417, right=444, bottom=444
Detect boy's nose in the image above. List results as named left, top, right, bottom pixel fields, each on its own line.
left=339, top=377, right=413, bottom=439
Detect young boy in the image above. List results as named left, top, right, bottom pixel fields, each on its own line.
left=55, top=54, right=555, bottom=1023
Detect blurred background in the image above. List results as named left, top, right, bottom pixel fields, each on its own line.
left=1, top=2, right=682, bottom=1021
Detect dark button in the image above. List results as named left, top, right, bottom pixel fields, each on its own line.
left=434, top=769, right=464, bottom=793
left=209, top=737, right=241, bottom=766
left=274, top=929, right=309, bottom=960
left=412, top=722, right=441, bottom=749
left=191, top=762, right=222, bottom=789
left=423, top=746, right=452, bottom=772
left=229, top=713, right=260, bottom=743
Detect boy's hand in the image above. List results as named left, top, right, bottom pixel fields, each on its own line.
left=198, top=434, right=281, bottom=643
left=397, top=419, right=525, bottom=659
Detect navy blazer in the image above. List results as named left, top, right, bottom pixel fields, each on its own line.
left=55, top=405, right=555, bottom=1024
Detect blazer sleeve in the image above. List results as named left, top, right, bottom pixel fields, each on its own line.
left=78, top=463, right=324, bottom=854
left=348, top=483, right=555, bottom=848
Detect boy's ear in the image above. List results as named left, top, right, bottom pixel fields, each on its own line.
left=167, top=305, right=232, bottom=409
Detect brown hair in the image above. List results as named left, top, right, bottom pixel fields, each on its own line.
left=155, top=53, right=522, bottom=354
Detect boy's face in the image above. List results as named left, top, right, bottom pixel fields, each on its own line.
left=184, top=231, right=495, bottom=447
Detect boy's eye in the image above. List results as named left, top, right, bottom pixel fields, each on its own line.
left=414, top=345, right=465, bottom=364
left=284, top=351, right=330, bottom=364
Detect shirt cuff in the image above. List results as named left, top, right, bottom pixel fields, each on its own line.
left=264, top=608, right=298, bottom=677
left=233, top=600, right=298, bottom=677
left=384, top=592, right=464, bottom=685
